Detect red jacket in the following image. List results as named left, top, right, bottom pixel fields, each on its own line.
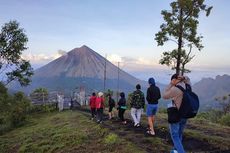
left=95, top=97, right=104, bottom=109
left=89, top=96, right=96, bottom=108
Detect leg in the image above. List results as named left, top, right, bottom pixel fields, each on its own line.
left=148, top=116, right=154, bottom=131
left=131, top=108, right=138, bottom=125
left=121, top=109, right=126, bottom=124
left=96, top=108, right=100, bottom=122
left=100, top=108, right=103, bottom=122
left=118, top=108, right=122, bottom=120
left=136, top=108, right=142, bottom=125
left=179, top=118, right=187, bottom=141
left=151, top=105, right=158, bottom=133
left=169, top=122, right=186, bottom=153
left=108, top=106, right=112, bottom=119
left=91, top=108, right=95, bottom=119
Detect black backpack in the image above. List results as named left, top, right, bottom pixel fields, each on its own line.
left=176, top=84, right=199, bottom=118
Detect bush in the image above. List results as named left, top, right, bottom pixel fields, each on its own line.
left=219, top=114, right=230, bottom=126
left=104, top=133, right=119, bottom=145
left=9, top=92, right=31, bottom=126
left=29, top=103, right=57, bottom=113
left=196, top=110, right=223, bottom=123
left=0, top=83, right=32, bottom=133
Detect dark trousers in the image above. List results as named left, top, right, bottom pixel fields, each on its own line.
left=118, top=108, right=126, bottom=121
left=91, top=108, right=96, bottom=118
left=96, top=108, right=103, bottom=122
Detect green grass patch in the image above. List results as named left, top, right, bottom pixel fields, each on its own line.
left=0, top=110, right=145, bottom=153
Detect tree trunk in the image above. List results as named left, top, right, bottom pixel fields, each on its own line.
left=176, top=1, right=184, bottom=75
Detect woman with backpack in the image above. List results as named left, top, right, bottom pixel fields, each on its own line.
left=108, top=94, right=115, bottom=120
left=163, top=74, right=191, bottom=153
left=117, top=92, right=127, bottom=124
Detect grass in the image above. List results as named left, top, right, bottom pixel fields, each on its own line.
left=0, top=111, right=144, bottom=153
left=1, top=108, right=230, bottom=153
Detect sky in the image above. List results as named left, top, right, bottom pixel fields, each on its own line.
left=0, top=0, right=230, bottom=84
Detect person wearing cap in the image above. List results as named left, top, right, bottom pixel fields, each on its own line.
left=130, top=84, right=145, bottom=127
left=146, top=77, right=161, bottom=135
left=96, top=92, right=105, bottom=123
left=163, top=74, right=191, bottom=153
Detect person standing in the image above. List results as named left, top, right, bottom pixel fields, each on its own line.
left=130, top=84, right=145, bottom=127
left=163, top=74, right=191, bottom=153
left=96, top=92, right=105, bottom=123
left=89, top=92, right=97, bottom=120
left=108, top=94, right=115, bottom=119
left=118, top=92, right=127, bottom=124
left=146, top=77, right=161, bottom=135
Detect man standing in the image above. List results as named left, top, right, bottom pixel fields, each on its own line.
left=146, top=77, right=161, bottom=136
left=130, top=84, right=145, bottom=127
left=163, top=74, right=190, bottom=153
left=89, top=92, right=97, bottom=120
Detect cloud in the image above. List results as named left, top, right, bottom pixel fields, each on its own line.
left=22, top=50, right=67, bottom=64
left=107, top=54, right=165, bottom=72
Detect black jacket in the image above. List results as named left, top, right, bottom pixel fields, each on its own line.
left=118, top=97, right=126, bottom=107
left=146, top=85, right=161, bottom=104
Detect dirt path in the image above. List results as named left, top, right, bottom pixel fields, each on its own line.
left=75, top=107, right=230, bottom=153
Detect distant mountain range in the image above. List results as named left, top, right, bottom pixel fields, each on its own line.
left=11, top=45, right=148, bottom=95
left=9, top=45, right=230, bottom=110
left=192, top=74, right=230, bottom=110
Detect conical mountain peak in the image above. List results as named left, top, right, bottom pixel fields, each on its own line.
left=31, top=45, right=142, bottom=93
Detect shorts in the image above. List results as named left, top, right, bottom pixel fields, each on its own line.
left=146, top=104, right=158, bottom=117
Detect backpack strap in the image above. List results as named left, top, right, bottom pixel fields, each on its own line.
left=175, top=85, right=185, bottom=92
left=176, top=84, right=193, bottom=93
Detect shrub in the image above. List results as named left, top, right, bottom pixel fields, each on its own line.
left=29, top=103, right=57, bottom=113
left=219, top=114, right=230, bottom=126
left=196, top=110, right=223, bottom=123
left=104, top=133, right=119, bottom=145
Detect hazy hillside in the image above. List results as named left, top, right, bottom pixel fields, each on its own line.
left=193, top=74, right=230, bottom=110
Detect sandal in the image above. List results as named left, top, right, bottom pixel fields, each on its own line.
left=146, top=130, right=155, bottom=136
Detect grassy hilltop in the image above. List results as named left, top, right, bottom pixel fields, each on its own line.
left=1, top=108, right=230, bottom=153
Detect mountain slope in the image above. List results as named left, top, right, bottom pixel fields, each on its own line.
left=15, top=45, right=145, bottom=94
left=193, top=74, right=230, bottom=109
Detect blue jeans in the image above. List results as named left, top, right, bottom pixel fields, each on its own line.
left=169, top=118, right=187, bottom=153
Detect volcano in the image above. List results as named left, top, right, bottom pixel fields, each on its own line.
left=16, top=45, right=146, bottom=94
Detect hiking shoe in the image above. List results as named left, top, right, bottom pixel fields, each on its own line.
left=170, top=150, right=178, bottom=153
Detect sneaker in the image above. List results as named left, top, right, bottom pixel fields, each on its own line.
left=170, top=150, right=178, bottom=153
left=91, top=118, right=94, bottom=120
left=136, top=123, right=140, bottom=127
left=122, top=121, right=127, bottom=125
left=99, top=121, right=103, bottom=124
